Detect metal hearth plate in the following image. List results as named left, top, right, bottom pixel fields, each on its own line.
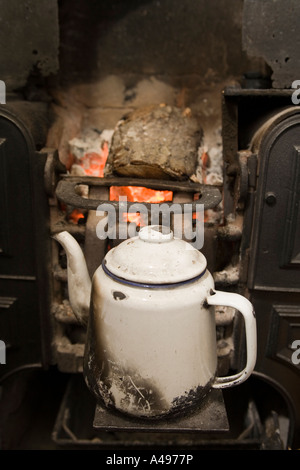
left=93, top=389, right=229, bottom=433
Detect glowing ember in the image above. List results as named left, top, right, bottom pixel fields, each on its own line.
left=69, top=208, right=85, bottom=224
left=110, top=186, right=173, bottom=226
left=125, top=212, right=145, bottom=226
left=109, top=186, right=173, bottom=203
left=68, top=132, right=174, bottom=226
left=200, top=151, right=209, bottom=183
left=68, top=140, right=109, bottom=223
left=77, top=142, right=109, bottom=177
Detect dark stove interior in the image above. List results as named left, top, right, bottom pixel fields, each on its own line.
left=0, top=0, right=299, bottom=451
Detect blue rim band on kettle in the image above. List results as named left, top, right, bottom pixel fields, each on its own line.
left=101, top=261, right=206, bottom=289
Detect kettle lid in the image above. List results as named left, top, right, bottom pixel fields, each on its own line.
left=103, top=225, right=207, bottom=285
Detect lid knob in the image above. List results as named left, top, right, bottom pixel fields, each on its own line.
left=139, top=225, right=173, bottom=243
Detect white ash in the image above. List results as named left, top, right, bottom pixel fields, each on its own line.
left=68, top=128, right=114, bottom=199
left=206, top=143, right=223, bottom=185
left=69, top=128, right=114, bottom=161
left=213, top=264, right=240, bottom=285
left=194, top=126, right=223, bottom=186
left=215, top=305, right=236, bottom=327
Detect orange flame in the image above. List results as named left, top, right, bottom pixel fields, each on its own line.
left=77, top=142, right=109, bottom=177
left=110, top=186, right=173, bottom=226
left=69, top=142, right=109, bottom=223
left=109, top=186, right=173, bottom=203
left=69, top=141, right=173, bottom=225
left=69, top=208, right=85, bottom=224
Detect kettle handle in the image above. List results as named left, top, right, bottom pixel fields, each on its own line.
left=207, top=290, right=257, bottom=388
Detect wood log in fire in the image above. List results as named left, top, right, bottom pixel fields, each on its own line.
left=105, top=104, right=202, bottom=180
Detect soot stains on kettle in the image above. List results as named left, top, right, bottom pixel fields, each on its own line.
left=96, top=361, right=169, bottom=418
left=170, top=380, right=213, bottom=418
left=112, top=290, right=127, bottom=300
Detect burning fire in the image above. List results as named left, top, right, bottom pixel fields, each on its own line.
left=110, top=185, right=173, bottom=226
left=109, top=186, right=173, bottom=204
left=76, top=142, right=109, bottom=177
left=69, top=208, right=86, bottom=224
left=68, top=140, right=173, bottom=225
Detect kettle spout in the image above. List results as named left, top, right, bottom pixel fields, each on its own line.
left=53, top=231, right=91, bottom=326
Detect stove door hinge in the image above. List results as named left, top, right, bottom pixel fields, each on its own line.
left=236, top=150, right=258, bottom=211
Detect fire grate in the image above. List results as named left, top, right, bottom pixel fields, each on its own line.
left=55, top=175, right=222, bottom=213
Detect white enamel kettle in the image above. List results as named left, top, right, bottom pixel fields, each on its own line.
left=54, top=225, right=256, bottom=419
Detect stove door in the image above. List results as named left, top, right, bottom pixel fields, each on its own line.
left=246, top=108, right=300, bottom=449
left=248, top=112, right=300, bottom=291
left=0, top=107, right=51, bottom=378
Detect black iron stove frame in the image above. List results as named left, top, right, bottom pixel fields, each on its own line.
left=1, top=90, right=300, bottom=449
left=222, top=86, right=300, bottom=449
